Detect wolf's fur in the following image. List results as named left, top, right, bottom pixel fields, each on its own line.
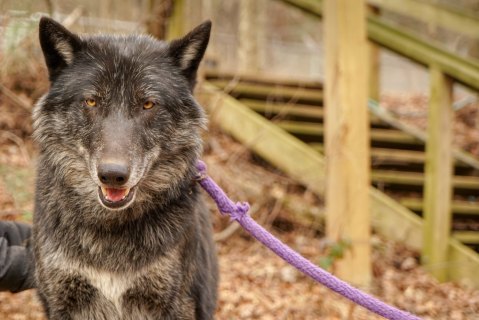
left=32, top=17, right=217, bottom=319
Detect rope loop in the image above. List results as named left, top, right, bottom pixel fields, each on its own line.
left=195, top=160, right=208, bottom=180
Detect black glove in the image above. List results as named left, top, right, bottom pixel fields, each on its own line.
left=0, top=221, right=35, bottom=292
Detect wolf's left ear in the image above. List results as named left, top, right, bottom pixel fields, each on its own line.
left=39, top=17, right=82, bottom=81
left=168, top=21, right=212, bottom=89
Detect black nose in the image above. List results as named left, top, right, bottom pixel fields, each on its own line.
left=97, top=162, right=130, bottom=186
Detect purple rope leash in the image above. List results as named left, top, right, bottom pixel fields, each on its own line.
left=196, top=160, right=421, bottom=320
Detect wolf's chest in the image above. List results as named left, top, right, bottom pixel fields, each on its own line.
left=82, top=268, right=134, bottom=312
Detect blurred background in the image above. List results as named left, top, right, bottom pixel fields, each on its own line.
left=1, top=0, right=479, bottom=319
left=2, top=0, right=479, bottom=85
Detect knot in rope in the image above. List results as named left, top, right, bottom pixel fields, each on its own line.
left=230, top=202, right=250, bottom=222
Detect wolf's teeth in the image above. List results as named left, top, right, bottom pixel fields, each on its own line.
left=100, top=186, right=131, bottom=202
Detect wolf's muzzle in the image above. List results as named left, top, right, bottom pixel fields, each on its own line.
left=97, top=161, right=136, bottom=210
left=97, top=162, right=130, bottom=186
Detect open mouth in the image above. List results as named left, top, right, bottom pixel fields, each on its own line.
left=98, top=186, right=136, bottom=209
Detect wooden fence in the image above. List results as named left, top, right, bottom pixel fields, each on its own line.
left=169, top=0, right=479, bottom=286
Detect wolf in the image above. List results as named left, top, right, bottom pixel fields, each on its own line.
left=32, top=17, right=218, bottom=319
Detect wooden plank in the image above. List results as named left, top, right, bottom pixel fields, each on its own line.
left=204, top=69, right=323, bottom=89
left=372, top=170, right=479, bottom=189
left=324, top=0, right=371, bottom=286
left=370, top=129, right=422, bottom=144
left=369, top=188, right=423, bottom=250
left=310, top=143, right=474, bottom=169
left=312, top=144, right=426, bottom=162
left=400, top=198, right=479, bottom=216
left=368, top=0, right=479, bottom=38
left=372, top=149, right=469, bottom=168
left=242, top=99, right=385, bottom=126
left=451, top=175, right=479, bottom=189
left=371, top=148, right=425, bottom=163
left=199, top=81, right=479, bottom=288
left=371, top=171, right=421, bottom=186
left=447, top=238, right=479, bottom=287
left=453, top=231, right=479, bottom=244
left=277, top=121, right=422, bottom=145
left=241, top=99, right=324, bottom=119
left=422, top=67, right=454, bottom=282
left=209, top=80, right=323, bottom=103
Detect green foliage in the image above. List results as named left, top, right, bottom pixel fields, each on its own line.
left=318, top=238, right=351, bottom=271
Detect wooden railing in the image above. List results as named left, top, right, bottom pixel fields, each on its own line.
left=278, top=0, right=479, bottom=281
left=281, top=0, right=479, bottom=89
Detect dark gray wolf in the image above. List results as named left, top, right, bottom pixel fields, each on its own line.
left=32, top=17, right=218, bottom=319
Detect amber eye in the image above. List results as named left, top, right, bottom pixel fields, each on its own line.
left=143, top=100, right=155, bottom=110
left=85, top=98, right=96, bottom=107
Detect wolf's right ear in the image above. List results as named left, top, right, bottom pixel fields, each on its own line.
left=39, top=17, right=82, bottom=81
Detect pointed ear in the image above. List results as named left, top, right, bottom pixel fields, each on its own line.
left=39, top=17, right=82, bottom=81
left=168, top=21, right=212, bottom=89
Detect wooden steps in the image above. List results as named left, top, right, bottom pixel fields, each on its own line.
left=204, top=71, right=479, bottom=256
left=199, top=79, right=479, bottom=287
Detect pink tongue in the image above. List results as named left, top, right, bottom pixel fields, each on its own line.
left=105, top=188, right=127, bottom=202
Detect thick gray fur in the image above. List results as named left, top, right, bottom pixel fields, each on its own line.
left=32, top=17, right=217, bottom=319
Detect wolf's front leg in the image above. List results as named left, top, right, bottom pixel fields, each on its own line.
left=38, top=269, right=118, bottom=320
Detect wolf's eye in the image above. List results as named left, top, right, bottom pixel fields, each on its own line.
left=143, top=101, right=155, bottom=110
left=85, top=98, right=97, bottom=107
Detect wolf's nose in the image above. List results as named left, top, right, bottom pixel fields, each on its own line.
left=97, top=162, right=130, bottom=186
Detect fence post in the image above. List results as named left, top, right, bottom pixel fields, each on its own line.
left=324, top=0, right=371, bottom=287
left=166, top=0, right=185, bottom=40
left=422, top=66, right=454, bottom=281
left=238, top=0, right=261, bottom=73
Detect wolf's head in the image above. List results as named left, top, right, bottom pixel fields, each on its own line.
left=33, top=17, right=210, bottom=215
